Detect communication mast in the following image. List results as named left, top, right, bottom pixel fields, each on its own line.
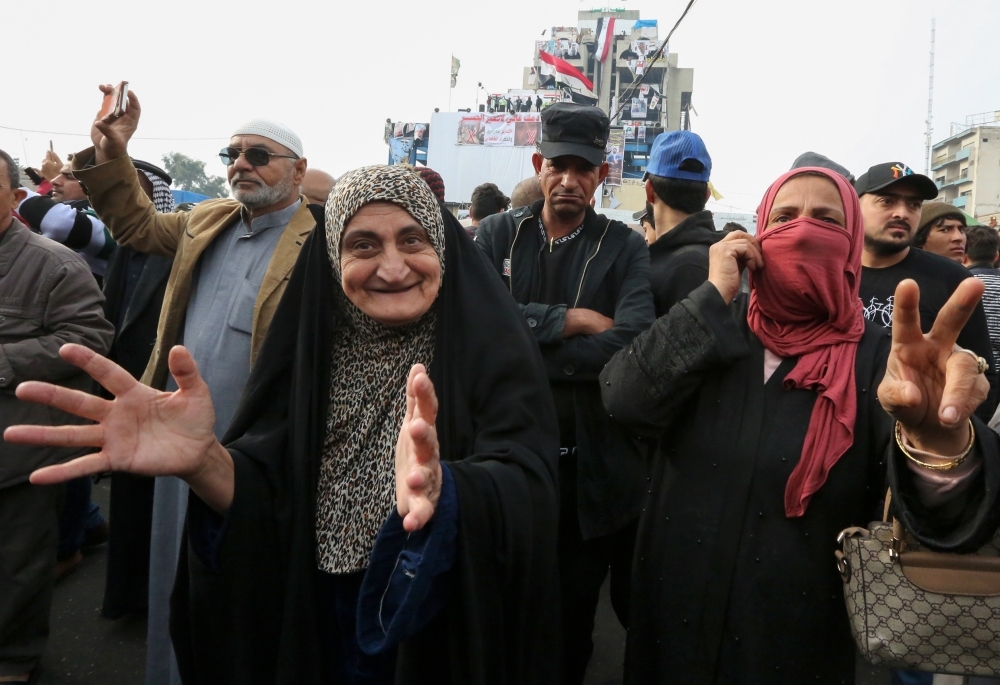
left=924, top=18, right=935, bottom=176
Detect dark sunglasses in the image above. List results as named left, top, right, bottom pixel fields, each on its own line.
left=219, top=146, right=299, bottom=167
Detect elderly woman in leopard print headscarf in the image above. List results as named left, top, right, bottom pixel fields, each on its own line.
left=10, top=164, right=561, bottom=685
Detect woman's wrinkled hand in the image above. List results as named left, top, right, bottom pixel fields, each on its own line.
left=707, top=231, right=763, bottom=305
left=4, top=344, right=233, bottom=511
left=878, top=278, right=990, bottom=455
left=395, top=364, right=442, bottom=532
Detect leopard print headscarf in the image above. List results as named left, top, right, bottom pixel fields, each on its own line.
left=315, top=165, right=445, bottom=574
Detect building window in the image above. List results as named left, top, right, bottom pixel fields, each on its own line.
left=961, top=190, right=972, bottom=197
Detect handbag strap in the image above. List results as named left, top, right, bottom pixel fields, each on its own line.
left=883, top=488, right=908, bottom=558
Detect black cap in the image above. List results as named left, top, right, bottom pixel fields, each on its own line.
left=132, top=158, right=172, bottom=186
left=632, top=208, right=648, bottom=221
left=539, top=103, right=610, bottom=166
left=853, top=162, right=937, bottom=200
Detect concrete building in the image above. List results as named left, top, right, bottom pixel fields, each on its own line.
left=931, top=112, right=1000, bottom=223
left=519, top=10, right=695, bottom=213
left=385, top=9, right=696, bottom=218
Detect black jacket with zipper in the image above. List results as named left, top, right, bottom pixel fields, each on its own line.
left=476, top=200, right=655, bottom=539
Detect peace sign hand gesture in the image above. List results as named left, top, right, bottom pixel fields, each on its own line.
left=878, top=278, right=990, bottom=455
left=395, top=364, right=443, bottom=533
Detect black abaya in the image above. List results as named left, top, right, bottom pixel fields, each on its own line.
left=600, top=282, right=1000, bottom=685
left=170, top=207, right=561, bottom=684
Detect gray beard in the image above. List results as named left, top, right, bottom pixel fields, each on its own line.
left=231, top=173, right=295, bottom=209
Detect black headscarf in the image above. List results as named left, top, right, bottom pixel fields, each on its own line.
left=171, top=192, right=560, bottom=684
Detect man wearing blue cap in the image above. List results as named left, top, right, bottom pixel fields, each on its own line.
left=476, top=102, right=654, bottom=685
left=644, top=131, right=721, bottom=317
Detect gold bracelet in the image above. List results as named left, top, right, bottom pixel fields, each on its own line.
left=894, top=420, right=975, bottom=471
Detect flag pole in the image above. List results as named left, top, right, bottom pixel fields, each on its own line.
left=448, top=54, right=454, bottom=112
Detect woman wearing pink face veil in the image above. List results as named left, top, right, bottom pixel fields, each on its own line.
left=601, top=167, right=1000, bottom=684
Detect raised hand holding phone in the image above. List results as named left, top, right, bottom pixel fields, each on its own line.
left=40, top=150, right=63, bottom=180
left=91, top=83, right=141, bottom=165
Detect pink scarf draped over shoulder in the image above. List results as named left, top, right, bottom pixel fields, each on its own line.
left=747, top=167, right=866, bottom=517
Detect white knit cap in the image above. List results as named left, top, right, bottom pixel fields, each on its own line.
left=230, top=119, right=303, bottom=158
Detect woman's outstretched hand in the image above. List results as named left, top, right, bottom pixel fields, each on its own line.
left=395, top=364, right=443, bottom=532
left=4, top=344, right=235, bottom=512
left=878, top=278, right=990, bottom=455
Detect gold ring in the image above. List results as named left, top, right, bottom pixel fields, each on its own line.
left=955, top=348, right=989, bottom=374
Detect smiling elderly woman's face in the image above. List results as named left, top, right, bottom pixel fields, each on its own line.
left=339, top=201, right=442, bottom=326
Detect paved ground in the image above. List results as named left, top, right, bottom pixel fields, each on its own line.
left=39, top=479, right=892, bottom=685
left=39, top=480, right=145, bottom=685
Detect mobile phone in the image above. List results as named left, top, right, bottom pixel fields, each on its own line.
left=98, top=81, right=129, bottom=122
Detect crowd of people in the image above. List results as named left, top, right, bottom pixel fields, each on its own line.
left=1, top=83, right=1000, bottom=685
left=486, top=93, right=546, bottom=113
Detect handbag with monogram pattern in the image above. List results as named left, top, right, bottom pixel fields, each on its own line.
left=836, top=495, right=1000, bottom=676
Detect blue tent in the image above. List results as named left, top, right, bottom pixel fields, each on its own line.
left=171, top=189, right=210, bottom=205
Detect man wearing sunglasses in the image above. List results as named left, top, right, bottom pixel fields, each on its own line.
left=70, top=84, right=314, bottom=685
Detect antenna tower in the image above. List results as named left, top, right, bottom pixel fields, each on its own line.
left=924, top=18, right=935, bottom=175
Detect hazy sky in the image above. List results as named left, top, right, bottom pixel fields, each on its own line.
left=3, top=0, right=996, bottom=212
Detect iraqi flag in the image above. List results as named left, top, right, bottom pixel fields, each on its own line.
left=539, top=50, right=597, bottom=98
left=595, top=17, right=616, bottom=62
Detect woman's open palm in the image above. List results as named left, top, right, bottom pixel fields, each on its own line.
left=5, top=344, right=217, bottom=485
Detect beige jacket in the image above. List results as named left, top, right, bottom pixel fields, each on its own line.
left=74, top=150, right=314, bottom=389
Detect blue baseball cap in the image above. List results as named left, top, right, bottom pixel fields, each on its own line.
left=645, top=131, right=712, bottom=182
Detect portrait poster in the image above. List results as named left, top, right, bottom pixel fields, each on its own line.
left=393, top=122, right=405, bottom=138
left=514, top=112, right=541, bottom=147
left=649, top=94, right=660, bottom=111
left=637, top=126, right=646, bottom=143
left=413, top=123, right=428, bottom=140
left=631, top=97, right=648, bottom=119
left=640, top=84, right=649, bottom=97
left=604, top=128, right=625, bottom=187
left=457, top=115, right=484, bottom=145
left=624, top=125, right=635, bottom=140
left=631, top=40, right=662, bottom=59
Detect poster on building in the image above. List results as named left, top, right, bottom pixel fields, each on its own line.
left=388, top=137, right=414, bottom=165
left=640, top=85, right=649, bottom=97
left=635, top=59, right=645, bottom=76
left=454, top=112, right=540, bottom=147
left=649, top=94, right=660, bottom=111
left=457, top=115, right=484, bottom=145
left=631, top=40, right=663, bottom=60
left=637, top=126, right=646, bottom=143
left=555, top=40, right=581, bottom=59
left=484, top=114, right=516, bottom=147
left=631, top=98, right=648, bottom=119
left=390, top=122, right=430, bottom=139
left=624, top=125, right=635, bottom=140
left=605, top=128, right=625, bottom=187
left=514, top=112, right=541, bottom=146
